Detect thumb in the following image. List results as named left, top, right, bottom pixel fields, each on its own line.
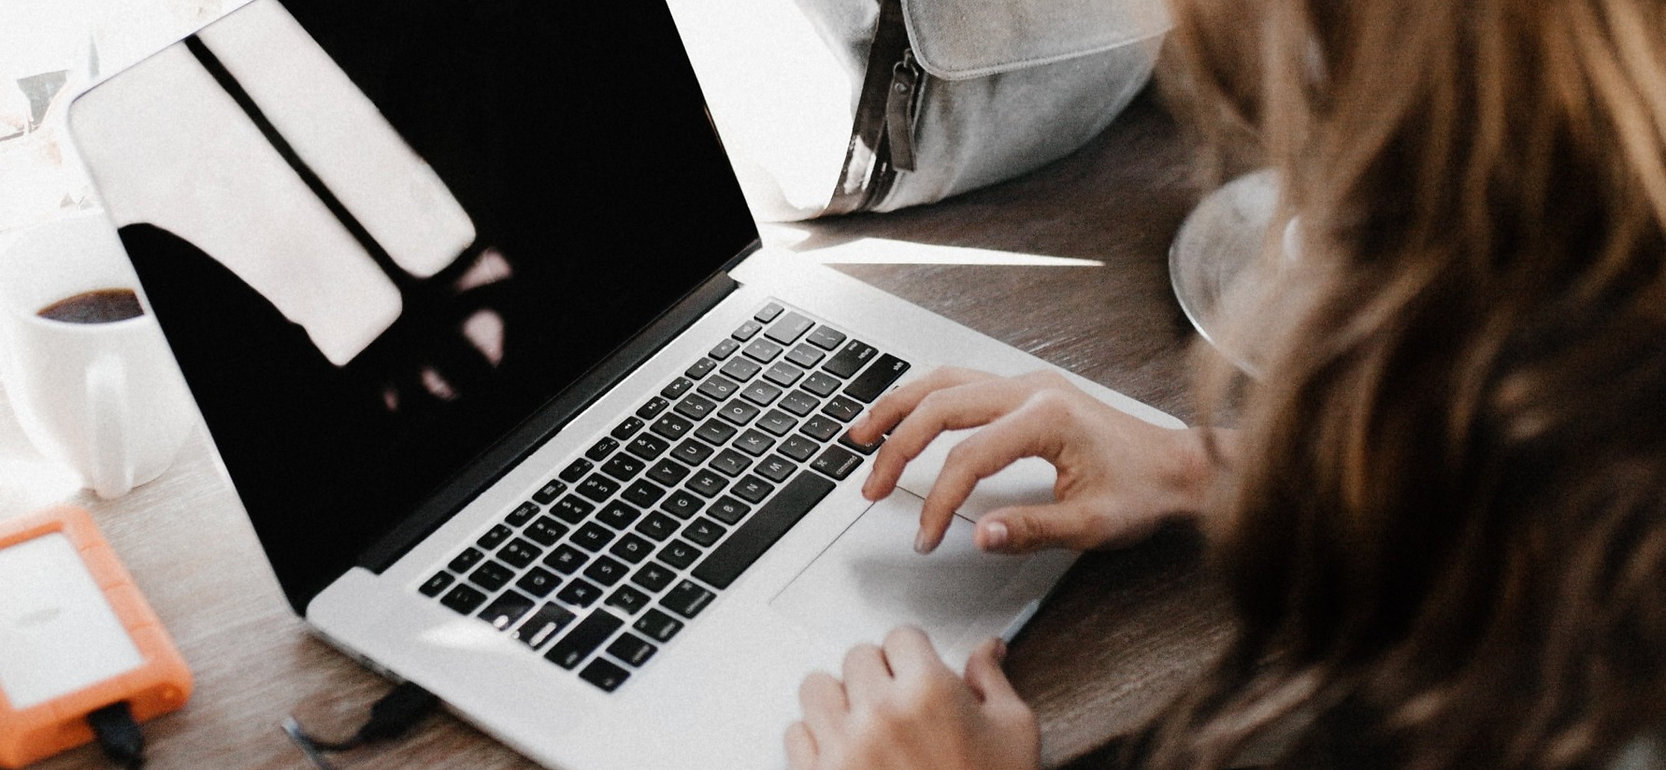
left=963, top=637, right=1021, bottom=706
left=976, top=504, right=1095, bottom=553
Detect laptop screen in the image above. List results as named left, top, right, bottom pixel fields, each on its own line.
left=71, top=0, right=759, bottom=608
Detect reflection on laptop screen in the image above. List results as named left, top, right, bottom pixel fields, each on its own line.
left=72, top=0, right=759, bottom=608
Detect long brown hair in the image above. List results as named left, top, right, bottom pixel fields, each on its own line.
left=1136, top=0, right=1666, bottom=766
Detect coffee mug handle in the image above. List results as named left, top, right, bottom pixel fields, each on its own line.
left=87, top=355, right=137, bottom=499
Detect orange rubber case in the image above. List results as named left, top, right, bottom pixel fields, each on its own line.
left=0, top=506, right=192, bottom=768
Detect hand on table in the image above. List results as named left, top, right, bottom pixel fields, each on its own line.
left=787, top=628, right=1040, bottom=770
left=849, top=367, right=1215, bottom=554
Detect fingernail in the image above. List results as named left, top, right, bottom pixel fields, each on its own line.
left=914, top=529, right=934, bottom=554
left=981, top=521, right=1009, bottom=551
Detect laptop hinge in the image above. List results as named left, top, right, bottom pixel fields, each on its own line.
left=351, top=264, right=746, bottom=579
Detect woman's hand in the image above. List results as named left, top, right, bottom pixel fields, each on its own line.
left=786, top=628, right=1040, bottom=770
left=850, top=367, right=1216, bottom=554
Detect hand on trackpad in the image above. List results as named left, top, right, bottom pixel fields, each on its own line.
left=893, top=428, right=1059, bottom=518
left=768, top=490, right=1074, bottom=668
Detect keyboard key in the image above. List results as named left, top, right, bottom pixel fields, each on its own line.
left=661, top=377, right=694, bottom=399
left=577, top=474, right=621, bottom=502
left=478, top=524, right=513, bottom=550
left=756, top=455, right=797, bottom=483
left=694, top=419, right=738, bottom=446
left=743, top=338, right=783, bottom=363
left=634, top=609, right=684, bottom=643
left=838, top=430, right=884, bottom=455
left=601, top=454, right=646, bottom=481
left=710, top=448, right=753, bottom=477
left=708, top=338, right=740, bottom=360
left=674, top=393, right=717, bottom=420
left=783, top=344, right=824, bottom=371
left=449, top=547, right=485, bottom=573
left=802, top=372, right=841, bottom=397
left=697, top=374, right=741, bottom=401
left=658, top=540, right=702, bottom=569
left=780, top=435, right=819, bottom=462
left=506, top=501, right=541, bottom=527
left=516, top=567, right=561, bottom=598
left=551, top=495, right=595, bottom=524
left=525, top=516, right=569, bottom=546
left=647, top=458, right=692, bottom=486
left=513, top=602, right=576, bottom=648
left=682, top=518, right=727, bottom=547
left=610, top=417, right=645, bottom=440
left=584, top=556, right=629, bottom=586
left=779, top=390, right=820, bottom=416
left=531, top=480, right=567, bottom=505
left=557, top=578, right=604, bottom=608
left=544, top=544, right=587, bottom=574
left=572, top=522, right=617, bottom=552
left=660, top=580, right=716, bottom=619
left=811, top=445, right=864, bottom=480
left=754, top=302, right=784, bottom=323
left=718, top=400, right=761, bottom=426
left=686, top=470, right=729, bottom=498
left=719, top=358, right=763, bottom=382
left=824, top=340, right=877, bottom=378
left=741, top=380, right=783, bottom=406
left=707, top=497, right=751, bottom=525
left=631, top=562, right=677, bottom=592
left=685, top=358, right=718, bottom=380
left=598, top=501, right=642, bottom=529
left=498, top=538, right=542, bottom=568
left=637, top=511, right=682, bottom=540
left=734, top=429, right=776, bottom=457
left=635, top=396, right=671, bottom=420
left=650, top=413, right=694, bottom=440
left=587, top=436, right=621, bottom=461
left=821, top=395, right=864, bottom=422
left=844, top=354, right=912, bottom=403
left=807, top=325, right=847, bottom=351
left=732, top=475, right=776, bottom=504
left=731, top=319, right=764, bottom=340
left=658, top=491, right=703, bottom=520
left=469, top=561, right=515, bottom=591
left=672, top=438, right=716, bottom=464
left=801, top=415, right=843, bottom=441
left=440, top=583, right=488, bottom=614
left=560, top=458, right=594, bottom=483
left=580, top=656, right=630, bottom=693
left=757, top=410, right=798, bottom=436
left=627, top=434, right=671, bottom=460
left=546, top=609, right=623, bottom=669
left=623, top=479, right=666, bottom=507
left=419, top=571, right=454, bottom=597
left=692, top=472, right=837, bottom=589
left=479, top=590, right=536, bottom=630
left=606, top=585, right=652, bottom=614
left=766, top=312, right=815, bottom=345
left=608, top=633, right=658, bottom=667
left=610, top=533, right=654, bottom=563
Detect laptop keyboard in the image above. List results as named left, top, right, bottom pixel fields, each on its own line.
left=416, top=301, right=910, bottom=692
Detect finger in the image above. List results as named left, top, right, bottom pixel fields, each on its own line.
left=867, top=377, right=1044, bottom=504
left=914, top=405, right=1060, bottom=552
left=963, top=637, right=1021, bottom=706
left=980, top=500, right=1159, bottom=553
left=784, top=720, right=817, bottom=770
left=880, top=626, right=951, bottom=683
left=798, top=671, right=848, bottom=738
left=840, top=643, right=892, bottom=706
left=848, top=366, right=991, bottom=444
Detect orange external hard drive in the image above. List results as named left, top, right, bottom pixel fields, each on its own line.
left=0, top=506, right=192, bottom=768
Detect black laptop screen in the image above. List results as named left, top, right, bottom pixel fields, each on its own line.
left=87, top=0, right=759, bottom=609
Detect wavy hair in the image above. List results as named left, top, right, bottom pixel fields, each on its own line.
left=1133, top=0, right=1666, bottom=767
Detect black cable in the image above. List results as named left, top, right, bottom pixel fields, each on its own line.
left=283, top=681, right=439, bottom=769
left=86, top=701, right=145, bottom=770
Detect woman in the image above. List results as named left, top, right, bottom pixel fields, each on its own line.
left=785, top=0, right=1666, bottom=767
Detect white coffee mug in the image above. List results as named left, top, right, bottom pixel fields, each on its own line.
left=0, top=211, right=196, bottom=498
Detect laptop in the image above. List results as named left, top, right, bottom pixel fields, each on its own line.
left=66, top=0, right=1183, bottom=766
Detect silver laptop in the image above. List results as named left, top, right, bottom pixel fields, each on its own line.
left=67, top=1, right=1182, bottom=766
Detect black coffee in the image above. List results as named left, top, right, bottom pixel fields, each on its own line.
left=37, top=288, right=145, bottom=324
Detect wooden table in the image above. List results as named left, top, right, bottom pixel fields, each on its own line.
left=11, top=86, right=1234, bottom=770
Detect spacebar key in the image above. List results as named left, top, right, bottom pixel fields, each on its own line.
left=691, top=472, right=836, bottom=589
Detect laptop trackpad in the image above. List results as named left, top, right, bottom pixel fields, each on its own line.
left=768, top=490, right=1074, bottom=668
